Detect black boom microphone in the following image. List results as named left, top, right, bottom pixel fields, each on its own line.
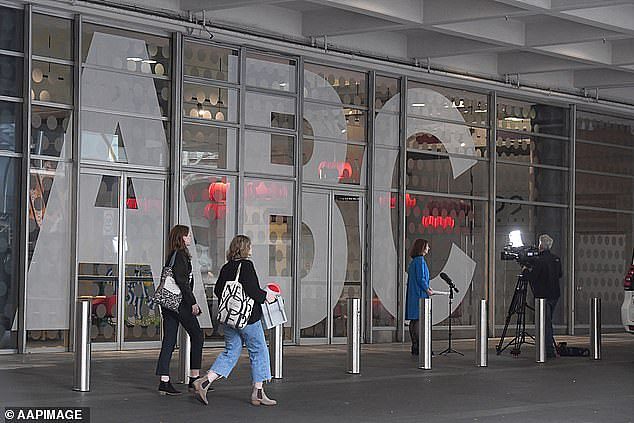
left=440, top=272, right=459, bottom=293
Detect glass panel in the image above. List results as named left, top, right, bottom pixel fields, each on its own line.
left=497, top=98, right=568, bottom=137
left=407, top=118, right=487, bottom=157
left=246, top=52, right=296, bottom=93
left=77, top=173, right=120, bottom=344
left=183, top=83, right=238, bottom=123
left=82, top=23, right=170, bottom=77
left=182, top=123, right=237, bottom=170
left=372, top=191, right=399, bottom=330
left=31, top=106, right=72, bottom=158
left=332, top=195, right=362, bottom=338
left=575, top=172, right=634, bottom=210
left=182, top=174, right=236, bottom=342
left=26, top=160, right=71, bottom=348
left=303, top=103, right=366, bottom=142
left=0, top=157, right=20, bottom=349
left=302, top=139, right=366, bottom=186
left=406, top=152, right=488, bottom=197
left=576, top=141, right=634, bottom=176
left=494, top=203, right=568, bottom=329
left=244, top=130, right=294, bottom=176
left=82, top=69, right=169, bottom=117
left=33, top=14, right=72, bottom=60
left=575, top=210, right=633, bottom=330
left=375, top=112, right=399, bottom=148
left=405, top=194, right=487, bottom=327
left=375, top=147, right=399, bottom=190
left=407, top=81, right=488, bottom=126
left=123, top=177, right=165, bottom=343
left=497, top=163, right=568, bottom=205
left=375, top=76, right=400, bottom=112
left=300, top=191, right=329, bottom=338
left=243, top=179, right=294, bottom=340
left=497, top=130, right=568, bottom=167
left=81, top=111, right=169, bottom=167
left=184, top=41, right=239, bottom=83
left=0, top=55, right=23, bottom=97
left=0, top=7, right=23, bottom=52
left=304, top=63, right=367, bottom=106
left=576, top=111, right=634, bottom=147
left=32, top=61, right=72, bottom=105
left=245, top=92, right=295, bottom=130
left=0, top=101, right=22, bottom=152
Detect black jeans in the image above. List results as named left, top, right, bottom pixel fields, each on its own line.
left=545, top=298, right=558, bottom=356
left=155, top=304, right=204, bottom=376
left=409, top=319, right=419, bottom=352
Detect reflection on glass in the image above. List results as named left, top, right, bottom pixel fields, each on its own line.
left=184, top=42, right=239, bottom=83
left=183, top=83, right=238, bottom=123
left=32, top=61, right=72, bottom=104
left=405, top=194, right=487, bottom=325
left=31, top=106, right=72, bottom=158
left=182, top=174, right=236, bottom=341
left=407, top=118, right=487, bottom=157
left=302, top=139, right=365, bottom=186
left=497, top=131, right=568, bottom=167
left=0, top=55, right=23, bottom=97
left=576, top=141, right=634, bottom=176
left=246, top=52, right=296, bottom=92
left=576, top=111, right=634, bottom=147
left=375, top=76, right=400, bottom=112
left=0, top=101, right=22, bottom=152
left=245, top=92, right=295, bottom=130
left=304, top=63, right=367, bottom=106
left=303, top=103, right=366, bottom=142
left=82, top=23, right=170, bottom=77
left=497, top=98, right=568, bottom=137
left=575, top=172, right=633, bottom=210
left=0, top=7, right=23, bottom=52
left=406, top=152, right=488, bottom=197
left=182, top=123, right=237, bottom=169
left=372, top=191, right=399, bottom=328
left=408, top=81, right=488, bottom=126
left=33, top=14, right=72, bottom=60
left=375, top=112, right=399, bottom=148
left=244, top=130, right=294, bottom=176
left=497, top=163, right=568, bottom=204
left=375, top=147, right=398, bottom=190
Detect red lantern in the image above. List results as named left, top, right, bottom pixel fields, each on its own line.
left=204, top=203, right=215, bottom=220
left=208, top=181, right=228, bottom=202
left=405, top=194, right=417, bottom=209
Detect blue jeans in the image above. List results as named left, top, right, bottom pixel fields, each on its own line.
left=210, top=321, right=271, bottom=383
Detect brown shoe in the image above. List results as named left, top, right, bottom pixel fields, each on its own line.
left=251, top=386, right=277, bottom=406
left=192, top=376, right=213, bottom=405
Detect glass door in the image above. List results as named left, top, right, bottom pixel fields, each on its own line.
left=77, top=169, right=166, bottom=350
left=300, top=190, right=364, bottom=344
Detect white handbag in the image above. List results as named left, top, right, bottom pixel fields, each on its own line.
left=261, top=295, right=288, bottom=329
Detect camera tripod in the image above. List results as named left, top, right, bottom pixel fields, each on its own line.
left=439, top=287, right=463, bottom=356
left=496, top=270, right=534, bottom=356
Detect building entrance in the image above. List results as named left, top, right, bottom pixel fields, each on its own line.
left=299, top=189, right=364, bottom=344
left=77, top=168, right=167, bottom=350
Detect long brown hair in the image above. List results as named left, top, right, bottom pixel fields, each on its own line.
left=226, top=235, right=251, bottom=261
left=409, top=238, right=429, bottom=258
left=168, top=225, right=191, bottom=258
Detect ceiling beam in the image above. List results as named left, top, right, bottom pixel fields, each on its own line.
left=498, top=51, right=594, bottom=73
left=304, top=0, right=423, bottom=25
left=423, top=0, right=527, bottom=25
left=407, top=32, right=507, bottom=58
left=526, top=19, right=625, bottom=47
left=574, top=68, right=634, bottom=88
left=302, top=10, right=403, bottom=36
left=180, top=0, right=288, bottom=11
left=534, top=40, right=612, bottom=64
left=433, top=17, right=526, bottom=46
left=561, top=4, right=634, bottom=32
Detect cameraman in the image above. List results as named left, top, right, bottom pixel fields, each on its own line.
left=524, top=234, right=562, bottom=359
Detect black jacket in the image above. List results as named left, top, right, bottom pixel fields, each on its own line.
left=214, top=259, right=267, bottom=325
left=527, top=250, right=562, bottom=300
left=168, top=249, right=197, bottom=307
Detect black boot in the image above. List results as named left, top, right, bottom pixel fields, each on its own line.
left=158, top=381, right=182, bottom=396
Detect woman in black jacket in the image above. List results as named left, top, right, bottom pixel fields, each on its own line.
left=193, top=235, right=277, bottom=406
left=155, top=225, right=204, bottom=395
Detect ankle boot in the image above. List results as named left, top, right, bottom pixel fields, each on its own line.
left=251, top=386, right=277, bottom=406
left=188, top=376, right=214, bottom=393
left=158, top=381, right=181, bottom=396
left=192, top=377, right=214, bottom=405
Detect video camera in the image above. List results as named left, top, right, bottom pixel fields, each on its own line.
left=500, top=230, right=540, bottom=267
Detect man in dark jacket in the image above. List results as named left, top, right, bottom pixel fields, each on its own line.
left=526, top=234, right=563, bottom=359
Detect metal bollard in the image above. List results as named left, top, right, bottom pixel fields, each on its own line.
left=535, top=298, right=546, bottom=363
left=73, top=299, right=92, bottom=392
left=476, top=299, right=488, bottom=367
left=347, top=298, right=361, bottom=374
left=178, top=328, right=191, bottom=384
left=418, top=298, right=432, bottom=370
left=269, top=324, right=283, bottom=379
left=590, top=297, right=601, bottom=360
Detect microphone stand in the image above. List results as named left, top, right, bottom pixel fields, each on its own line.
left=439, top=286, right=463, bottom=356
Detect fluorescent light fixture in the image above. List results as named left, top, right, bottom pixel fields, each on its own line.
left=142, top=59, right=157, bottom=64
left=411, top=103, right=425, bottom=107
left=126, top=57, right=143, bottom=62
left=279, top=82, right=288, bottom=87
left=509, top=230, right=524, bottom=247
left=504, top=117, right=525, bottom=122
left=460, top=142, right=466, bottom=147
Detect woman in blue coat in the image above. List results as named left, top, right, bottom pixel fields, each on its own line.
left=406, top=239, right=433, bottom=355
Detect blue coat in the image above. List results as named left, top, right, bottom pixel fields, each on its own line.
left=405, top=255, right=430, bottom=320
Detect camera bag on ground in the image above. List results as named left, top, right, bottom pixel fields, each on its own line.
left=556, top=342, right=590, bottom=357
left=217, top=263, right=254, bottom=329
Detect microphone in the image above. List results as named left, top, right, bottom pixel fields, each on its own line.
left=440, top=272, right=459, bottom=293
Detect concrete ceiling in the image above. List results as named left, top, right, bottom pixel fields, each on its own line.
left=132, top=0, right=634, bottom=104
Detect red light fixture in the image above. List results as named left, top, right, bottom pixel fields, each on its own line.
left=421, top=215, right=455, bottom=229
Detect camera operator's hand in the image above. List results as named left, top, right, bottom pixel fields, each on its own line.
left=427, top=288, right=434, bottom=296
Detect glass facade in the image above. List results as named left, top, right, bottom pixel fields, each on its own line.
left=2, top=4, right=632, bottom=353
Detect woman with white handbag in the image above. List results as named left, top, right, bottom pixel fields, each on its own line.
left=155, top=225, right=204, bottom=395
left=193, top=235, right=278, bottom=406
